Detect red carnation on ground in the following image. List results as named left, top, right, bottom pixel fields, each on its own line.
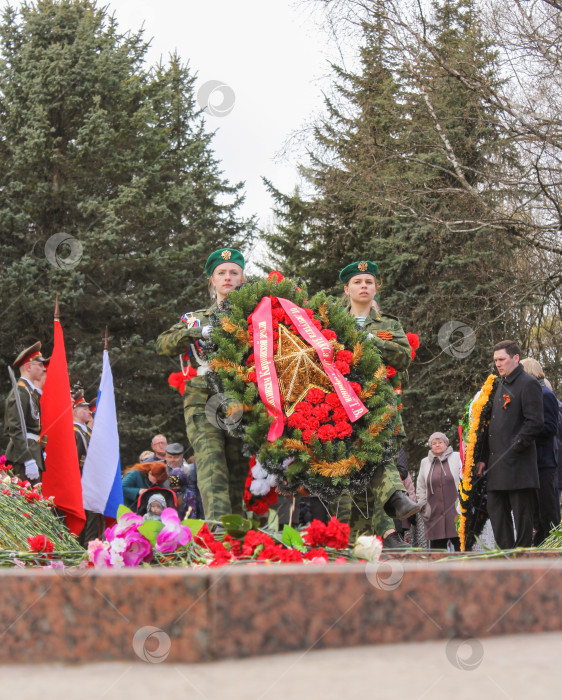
left=248, top=371, right=257, bottom=383
left=246, top=353, right=255, bottom=366
left=331, top=407, right=349, bottom=423
left=243, top=529, right=276, bottom=555
left=311, top=319, right=322, bottom=330
left=335, top=350, right=353, bottom=364
left=272, top=307, right=285, bottom=322
left=386, top=366, right=397, bottom=379
left=348, top=382, right=362, bottom=395
left=303, top=519, right=327, bottom=547
left=278, top=548, right=304, bottom=563
left=28, top=535, right=54, bottom=555
left=335, top=422, right=353, bottom=439
left=306, top=388, right=325, bottom=405
left=304, top=547, right=329, bottom=561
left=304, top=308, right=315, bottom=319
left=302, top=429, right=315, bottom=444
left=194, top=524, right=216, bottom=548
left=322, top=329, right=337, bottom=341
left=317, top=424, right=337, bottom=442
left=324, top=517, right=350, bottom=550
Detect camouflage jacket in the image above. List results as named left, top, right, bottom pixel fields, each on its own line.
left=353, top=307, right=411, bottom=438
left=4, top=378, right=44, bottom=467
left=156, top=304, right=218, bottom=407
left=359, top=309, right=411, bottom=372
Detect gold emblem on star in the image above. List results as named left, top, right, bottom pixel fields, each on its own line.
left=221, top=250, right=232, bottom=260
left=274, top=324, right=332, bottom=414
left=358, top=261, right=368, bottom=272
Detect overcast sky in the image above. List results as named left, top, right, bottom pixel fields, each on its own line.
left=107, top=1, right=345, bottom=234
left=5, top=0, right=362, bottom=265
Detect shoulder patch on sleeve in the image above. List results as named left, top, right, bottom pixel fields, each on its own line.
left=181, top=312, right=201, bottom=329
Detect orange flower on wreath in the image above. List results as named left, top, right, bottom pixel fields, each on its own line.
left=458, top=374, right=496, bottom=551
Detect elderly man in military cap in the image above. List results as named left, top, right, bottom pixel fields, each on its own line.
left=4, top=342, right=49, bottom=483
left=165, top=443, right=204, bottom=518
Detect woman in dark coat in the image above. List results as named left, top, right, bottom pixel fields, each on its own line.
left=121, top=462, right=169, bottom=508
left=521, top=359, right=560, bottom=545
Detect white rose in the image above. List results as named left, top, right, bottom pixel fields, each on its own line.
left=353, top=535, right=383, bottom=562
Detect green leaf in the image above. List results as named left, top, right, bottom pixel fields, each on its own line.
left=138, top=520, right=163, bottom=546
left=117, top=505, right=133, bottom=520
left=267, top=508, right=280, bottom=532
left=221, top=514, right=252, bottom=538
left=281, top=525, right=306, bottom=552
left=182, top=519, right=204, bottom=535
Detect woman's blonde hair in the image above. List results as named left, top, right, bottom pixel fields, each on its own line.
left=521, top=357, right=545, bottom=380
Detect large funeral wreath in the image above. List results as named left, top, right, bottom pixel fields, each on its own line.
left=458, top=374, right=500, bottom=551
left=205, top=274, right=399, bottom=503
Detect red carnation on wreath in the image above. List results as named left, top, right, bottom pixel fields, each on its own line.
left=243, top=456, right=279, bottom=515
left=406, top=332, right=420, bottom=360
left=208, top=278, right=401, bottom=501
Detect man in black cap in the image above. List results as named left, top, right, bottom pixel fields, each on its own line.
left=165, top=442, right=186, bottom=472
left=4, top=342, right=49, bottom=482
left=72, top=389, right=92, bottom=472
left=165, top=443, right=204, bottom=518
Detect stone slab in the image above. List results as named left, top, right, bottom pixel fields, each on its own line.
left=1, top=559, right=562, bottom=664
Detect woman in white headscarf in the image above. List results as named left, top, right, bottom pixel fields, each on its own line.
left=416, top=432, right=462, bottom=550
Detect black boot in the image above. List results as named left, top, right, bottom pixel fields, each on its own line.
left=382, top=530, right=408, bottom=549
left=384, top=491, right=421, bottom=519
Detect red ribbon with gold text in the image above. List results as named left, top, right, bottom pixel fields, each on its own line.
left=277, top=298, right=369, bottom=422
left=252, top=297, right=285, bottom=441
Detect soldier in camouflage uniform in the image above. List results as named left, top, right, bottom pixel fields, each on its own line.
left=4, top=343, right=49, bottom=483
left=339, top=261, right=420, bottom=545
left=156, top=248, right=249, bottom=521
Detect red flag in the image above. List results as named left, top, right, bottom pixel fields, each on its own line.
left=40, top=318, right=85, bottom=535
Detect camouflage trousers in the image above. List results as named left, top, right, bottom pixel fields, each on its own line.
left=184, top=405, right=247, bottom=521
left=338, top=453, right=405, bottom=536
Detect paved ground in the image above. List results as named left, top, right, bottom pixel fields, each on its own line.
left=2, top=632, right=559, bottom=699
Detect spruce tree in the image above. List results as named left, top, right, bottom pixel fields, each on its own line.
left=264, top=0, right=518, bottom=459
left=0, top=0, right=254, bottom=464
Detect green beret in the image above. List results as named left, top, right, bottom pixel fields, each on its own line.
left=339, top=260, right=378, bottom=284
left=204, top=248, right=245, bottom=276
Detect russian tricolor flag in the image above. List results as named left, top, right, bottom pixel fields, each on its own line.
left=82, top=350, right=123, bottom=517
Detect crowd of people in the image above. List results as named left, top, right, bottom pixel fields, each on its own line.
left=2, top=247, right=561, bottom=551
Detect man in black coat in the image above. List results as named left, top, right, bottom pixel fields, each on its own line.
left=477, top=340, right=543, bottom=548
left=521, top=361, right=560, bottom=545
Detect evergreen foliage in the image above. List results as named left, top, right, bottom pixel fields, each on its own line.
left=263, top=0, right=520, bottom=461
left=0, top=0, right=254, bottom=464
left=207, top=277, right=398, bottom=499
